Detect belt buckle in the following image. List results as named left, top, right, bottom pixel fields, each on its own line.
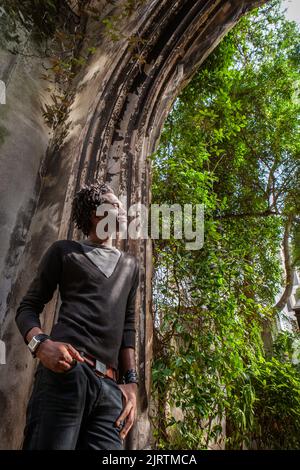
left=95, top=359, right=107, bottom=376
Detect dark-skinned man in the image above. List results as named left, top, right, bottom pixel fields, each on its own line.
left=15, top=182, right=139, bottom=450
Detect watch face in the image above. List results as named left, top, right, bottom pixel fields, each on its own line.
left=28, top=337, right=39, bottom=352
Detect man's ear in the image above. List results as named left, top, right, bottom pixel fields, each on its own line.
left=90, top=210, right=99, bottom=226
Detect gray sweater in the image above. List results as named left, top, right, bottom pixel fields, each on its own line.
left=15, top=239, right=139, bottom=370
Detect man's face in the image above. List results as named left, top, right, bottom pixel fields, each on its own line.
left=94, top=192, right=127, bottom=236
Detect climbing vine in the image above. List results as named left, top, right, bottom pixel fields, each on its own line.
left=0, top=0, right=149, bottom=147
left=0, top=0, right=90, bottom=147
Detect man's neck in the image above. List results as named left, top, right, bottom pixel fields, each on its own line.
left=86, top=233, right=113, bottom=248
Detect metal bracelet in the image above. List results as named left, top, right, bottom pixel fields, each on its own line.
left=123, top=368, right=139, bottom=385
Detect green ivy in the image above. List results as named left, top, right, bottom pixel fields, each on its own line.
left=150, top=0, right=300, bottom=450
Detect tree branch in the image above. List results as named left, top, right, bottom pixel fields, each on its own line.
left=274, top=213, right=295, bottom=312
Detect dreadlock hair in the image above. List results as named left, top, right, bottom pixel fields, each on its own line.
left=71, top=181, right=114, bottom=236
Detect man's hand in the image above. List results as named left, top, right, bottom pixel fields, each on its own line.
left=115, top=383, right=138, bottom=440
left=36, top=339, right=84, bottom=373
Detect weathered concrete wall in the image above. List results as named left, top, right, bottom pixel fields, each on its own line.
left=0, top=44, right=52, bottom=329
left=0, top=0, right=267, bottom=449
left=0, top=28, right=55, bottom=449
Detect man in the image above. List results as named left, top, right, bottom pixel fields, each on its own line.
left=15, top=181, right=140, bottom=450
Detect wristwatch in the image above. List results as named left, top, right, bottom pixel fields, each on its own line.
left=28, top=334, right=51, bottom=357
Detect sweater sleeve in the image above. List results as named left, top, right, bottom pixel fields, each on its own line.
left=120, top=261, right=140, bottom=350
left=15, top=241, right=62, bottom=343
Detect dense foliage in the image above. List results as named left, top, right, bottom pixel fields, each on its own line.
left=150, top=0, right=300, bottom=449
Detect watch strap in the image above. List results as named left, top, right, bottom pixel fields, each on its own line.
left=28, top=334, right=51, bottom=357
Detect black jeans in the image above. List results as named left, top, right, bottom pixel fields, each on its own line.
left=22, top=361, right=125, bottom=450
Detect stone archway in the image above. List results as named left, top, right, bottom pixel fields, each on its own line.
left=0, top=0, right=267, bottom=449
